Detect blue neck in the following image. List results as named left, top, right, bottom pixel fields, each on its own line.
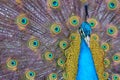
left=76, top=38, right=98, bottom=80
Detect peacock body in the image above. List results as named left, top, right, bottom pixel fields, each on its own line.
left=0, top=0, right=120, bottom=80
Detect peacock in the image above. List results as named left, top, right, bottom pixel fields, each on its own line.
left=0, top=0, right=120, bottom=80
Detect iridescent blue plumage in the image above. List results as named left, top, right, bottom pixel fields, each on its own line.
left=76, top=22, right=98, bottom=80
left=79, top=22, right=92, bottom=47
left=76, top=38, right=98, bottom=80
left=79, top=22, right=92, bottom=37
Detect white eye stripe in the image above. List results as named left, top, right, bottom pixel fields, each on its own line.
left=81, top=28, right=86, bottom=37
left=79, top=28, right=86, bottom=38
left=79, top=27, right=91, bottom=39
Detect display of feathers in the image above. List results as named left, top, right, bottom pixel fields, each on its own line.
left=0, top=0, right=120, bottom=80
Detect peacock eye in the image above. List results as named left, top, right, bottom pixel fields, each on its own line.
left=49, top=0, right=60, bottom=8
left=91, top=34, right=99, bottom=41
left=110, top=3, right=115, bottom=8
left=11, top=61, right=16, bottom=66
left=21, top=18, right=28, bottom=25
left=103, top=73, right=106, bottom=77
left=44, top=52, right=54, bottom=60
left=69, top=16, right=80, bottom=27
left=108, top=28, right=114, bottom=34
left=69, top=33, right=79, bottom=41
left=112, top=74, right=119, bottom=80
left=6, top=58, right=18, bottom=71
left=29, top=72, right=34, bottom=77
left=90, top=22, right=95, bottom=27
left=113, top=54, right=120, bottom=61
left=59, top=40, right=68, bottom=50
left=25, top=70, right=36, bottom=79
left=50, top=23, right=61, bottom=35
left=33, top=40, right=39, bottom=47
left=57, top=58, right=65, bottom=67
left=103, top=72, right=109, bottom=79
left=107, top=0, right=118, bottom=10
left=52, top=1, right=58, bottom=7
left=12, top=62, right=16, bottom=66
left=104, top=58, right=110, bottom=68
left=16, top=14, right=29, bottom=30
left=54, top=26, right=60, bottom=32
left=27, top=38, right=40, bottom=51
left=48, top=73, right=57, bottom=80
left=107, top=26, right=118, bottom=37
left=72, top=20, right=78, bottom=25
left=101, top=43, right=110, bottom=52
left=87, top=18, right=97, bottom=29
left=48, top=53, right=53, bottom=59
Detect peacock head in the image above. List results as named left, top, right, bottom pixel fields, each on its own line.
left=78, top=22, right=92, bottom=47
left=78, top=22, right=91, bottom=37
